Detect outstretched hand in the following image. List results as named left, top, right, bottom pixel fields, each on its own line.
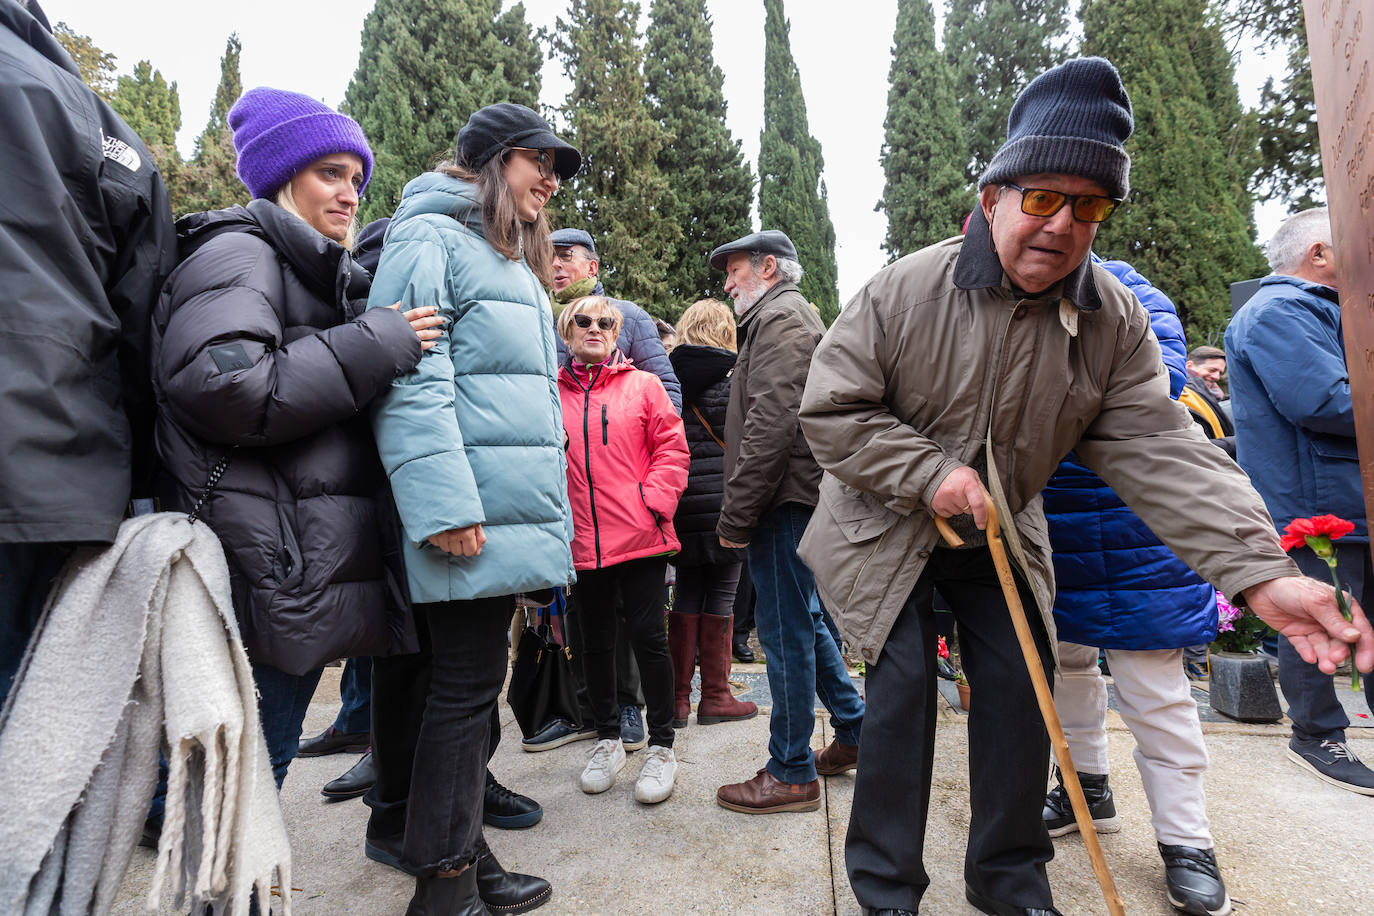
left=1243, top=575, right=1374, bottom=674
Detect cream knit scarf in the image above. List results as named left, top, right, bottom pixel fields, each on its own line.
left=0, top=513, right=291, bottom=915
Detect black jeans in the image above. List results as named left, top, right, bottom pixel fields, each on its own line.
left=365, top=596, right=512, bottom=874
left=574, top=556, right=675, bottom=747
left=674, top=561, right=742, bottom=616
left=565, top=587, right=644, bottom=719
left=846, top=547, right=1055, bottom=911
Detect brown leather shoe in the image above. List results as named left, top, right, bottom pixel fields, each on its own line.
left=815, top=739, right=859, bottom=776
left=716, top=768, right=820, bottom=813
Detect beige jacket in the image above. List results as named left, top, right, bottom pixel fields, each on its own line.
left=798, top=214, right=1296, bottom=666
left=718, top=281, right=826, bottom=543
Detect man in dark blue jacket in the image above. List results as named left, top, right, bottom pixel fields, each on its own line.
left=1226, top=206, right=1374, bottom=796
left=0, top=0, right=176, bottom=699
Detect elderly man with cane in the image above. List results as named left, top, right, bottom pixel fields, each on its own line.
left=798, top=56, right=1374, bottom=916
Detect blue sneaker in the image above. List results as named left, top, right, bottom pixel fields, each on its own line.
left=620, top=705, right=647, bottom=751
left=520, top=717, right=596, bottom=753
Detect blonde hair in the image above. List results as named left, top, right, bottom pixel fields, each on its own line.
left=435, top=154, right=554, bottom=287
left=676, top=298, right=737, bottom=351
left=274, top=181, right=358, bottom=249
left=557, top=296, right=624, bottom=344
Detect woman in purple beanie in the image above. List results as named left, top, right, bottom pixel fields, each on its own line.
left=148, top=87, right=443, bottom=807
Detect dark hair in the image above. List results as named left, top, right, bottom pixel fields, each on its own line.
left=435, top=153, right=553, bottom=286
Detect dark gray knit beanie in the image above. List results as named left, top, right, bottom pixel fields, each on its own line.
left=979, top=57, right=1133, bottom=199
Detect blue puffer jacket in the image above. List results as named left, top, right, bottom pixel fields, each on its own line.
left=1043, top=257, right=1217, bottom=650
left=1225, top=275, right=1365, bottom=542
left=367, top=172, right=575, bottom=603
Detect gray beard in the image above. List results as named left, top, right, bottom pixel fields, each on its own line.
left=732, top=279, right=766, bottom=316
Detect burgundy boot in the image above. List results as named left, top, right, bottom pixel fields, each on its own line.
left=668, top=612, right=700, bottom=727
left=697, top=614, right=759, bottom=724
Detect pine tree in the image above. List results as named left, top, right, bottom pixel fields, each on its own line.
left=180, top=34, right=249, bottom=214
left=644, top=0, right=753, bottom=304
left=1082, top=0, right=1268, bottom=344
left=759, top=0, right=838, bottom=322
left=111, top=60, right=187, bottom=213
left=878, top=0, right=972, bottom=259
left=943, top=0, right=1071, bottom=186
left=343, top=0, right=542, bottom=224
left=53, top=22, right=116, bottom=101
left=552, top=0, right=681, bottom=318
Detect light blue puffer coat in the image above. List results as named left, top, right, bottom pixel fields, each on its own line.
left=367, top=172, right=575, bottom=603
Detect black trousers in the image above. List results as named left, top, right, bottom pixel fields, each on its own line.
left=574, top=556, right=676, bottom=747
left=566, top=587, right=644, bottom=718
left=846, top=547, right=1055, bottom=910
left=365, top=596, right=512, bottom=874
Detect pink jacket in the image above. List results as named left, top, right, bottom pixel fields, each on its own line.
left=560, top=354, right=689, bottom=570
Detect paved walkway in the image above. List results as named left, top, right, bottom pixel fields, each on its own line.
left=113, top=665, right=1372, bottom=914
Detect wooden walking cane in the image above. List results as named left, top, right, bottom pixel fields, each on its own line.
left=934, top=500, right=1127, bottom=916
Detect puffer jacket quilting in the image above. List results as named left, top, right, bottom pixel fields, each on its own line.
left=152, top=199, right=422, bottom=675
left=669, top=344, right=742, bottom=566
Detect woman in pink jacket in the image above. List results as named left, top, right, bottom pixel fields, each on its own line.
left=559, top=295, right=689, bottom=805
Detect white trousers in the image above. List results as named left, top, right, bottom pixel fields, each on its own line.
left=1053, top=641, right=1214, bottom=848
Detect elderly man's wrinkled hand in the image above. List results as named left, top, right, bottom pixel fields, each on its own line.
left=1243, top=575, right=1374, bottom=674
left=931, top=465, right=988, bottom=530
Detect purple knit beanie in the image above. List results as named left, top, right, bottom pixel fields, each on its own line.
left=229, top=87, right=373, bottom=200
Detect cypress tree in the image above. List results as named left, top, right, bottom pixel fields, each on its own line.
left=943, top=0, right=1070, bottom=186
left=1082, top=0, right=1268, bottom=344
left=553, top=0, right=681, bottom=318
left=53, top=22, right=116, bottom=101
left=878, top=0, right=971, bottom=259
left=180, top=34, right=250, bottom=214
left=759, top=0, right=838, bottom=322
left=644, top=0, right=753, bottom=305
left=343, top=0, right=542, bottom=223
left=111, top=60, right=187, bottom=212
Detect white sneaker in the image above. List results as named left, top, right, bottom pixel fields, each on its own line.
left=633, top=745, right=677, bottom=804
left=579, top=738, right=625, bottom=794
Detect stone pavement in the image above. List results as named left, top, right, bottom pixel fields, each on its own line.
left=113, top=665, right=1372, bottom=915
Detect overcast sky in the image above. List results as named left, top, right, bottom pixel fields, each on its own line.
left=53, top=0, right=1289, bottom=303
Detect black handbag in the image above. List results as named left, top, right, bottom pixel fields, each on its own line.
left=506, top=590, right=581, bottom=739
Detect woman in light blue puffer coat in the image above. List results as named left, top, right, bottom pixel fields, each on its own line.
left=364, top=104, right=579, bottom=915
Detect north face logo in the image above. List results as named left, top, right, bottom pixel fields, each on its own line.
left=100, top=129, right=141, bottom=172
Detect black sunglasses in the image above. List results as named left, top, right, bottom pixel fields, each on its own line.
left=1004, top=183, right=1122, bottom=223
left=573, top=314, right=617, bottom=331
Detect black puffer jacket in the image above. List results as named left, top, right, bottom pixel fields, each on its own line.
left=151, top=200, right=421, bottom=675
left=670, top=344, right=744, bottom=567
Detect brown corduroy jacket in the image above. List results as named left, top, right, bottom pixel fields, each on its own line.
left=798, top=216, right=1296, bottom=666
left=717, top=281, right=826, bottom=543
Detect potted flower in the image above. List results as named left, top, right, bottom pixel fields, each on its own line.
left=1207, top=593, right=1282, bottom=722
left=938, top=635, right=971, bottom=711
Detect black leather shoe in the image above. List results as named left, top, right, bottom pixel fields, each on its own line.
left=484, top=771, right=543, bottom=828
left=406, top=867, right=489, bottom=916
left=476, top=845, right=553, bottom=913
left=732, top=635, right=755, bottom=663
left=965, top=884, right=1062, bottom=916
left=321, top=750, right=375, bottom=800
left=1159, top=843, right=1231, bottom=915
left=298, top=725, right=370, bottom=757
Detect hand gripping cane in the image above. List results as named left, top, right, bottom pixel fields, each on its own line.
left=934, top=499, right=1126, bottom=916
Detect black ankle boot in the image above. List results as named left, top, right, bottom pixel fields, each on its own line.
left=405, top=866, right=489, bottom=916
left=1042, top=766, right=1120, bottom=837
left=476, top=844, right=553, bottom=913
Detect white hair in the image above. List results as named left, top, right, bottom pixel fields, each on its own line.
left=1265, top=207, right=1330, bottom=275
left=749, top=252, right=804, bottom=285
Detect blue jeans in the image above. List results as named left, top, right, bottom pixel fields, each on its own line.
left=1282, top=547, right=1374, bottom=742
left=332, top=657, right=373, bottom=734
left=747, top=502, right=864, bottom=783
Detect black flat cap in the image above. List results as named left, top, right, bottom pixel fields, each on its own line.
left=549, top=228, right=597, bottom=255
left=709, top=229, right=798, bottom=271
left=456, top=103, right=581, bottom=180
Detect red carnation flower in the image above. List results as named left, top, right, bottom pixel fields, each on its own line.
left=1280, top=515, right=1356, bottom=552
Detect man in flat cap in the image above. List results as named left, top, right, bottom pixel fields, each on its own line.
left=797, top=57, right=1373, bottom=916
left=710, top=230, right=865, bottom=815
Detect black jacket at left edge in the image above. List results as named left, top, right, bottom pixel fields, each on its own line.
left=0, top=0, right=177, bottom=545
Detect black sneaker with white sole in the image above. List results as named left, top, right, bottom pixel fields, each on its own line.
left=1287, top=737, right=1374, bottom=795
left=1159, top=843, right=1231, bottom=916
left=1041, top=767, right=1120, bottom=837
